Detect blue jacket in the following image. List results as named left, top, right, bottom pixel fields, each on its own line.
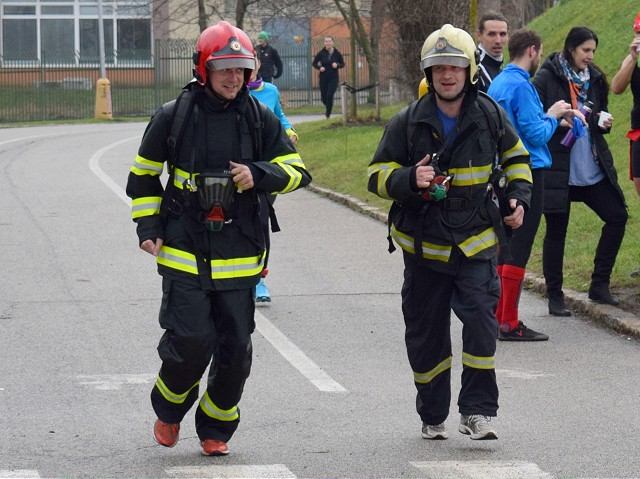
left=249, top=80, right=293, bottom=132
left=488, top=63, right=555, bottom=169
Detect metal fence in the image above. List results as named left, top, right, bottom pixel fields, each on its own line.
left=0, top=38, right=401, bottom=123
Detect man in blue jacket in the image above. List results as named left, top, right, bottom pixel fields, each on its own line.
left=488, top=28, right=580, bottom=340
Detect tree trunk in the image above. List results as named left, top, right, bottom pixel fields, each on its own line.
left=197, top=0, right=207, bottom=32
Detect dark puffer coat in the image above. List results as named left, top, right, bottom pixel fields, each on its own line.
left=532, top=53, right=625, bottom=214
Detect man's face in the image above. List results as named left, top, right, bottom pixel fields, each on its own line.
left=478, top=20, right=508, bottom=56
left=208, top=68, right=245, bottom=100
left=529, top=43, right=543, bottom=76
left=431, top=64, right=467, bottom=100
left=324, top=37, right=334, bottom=49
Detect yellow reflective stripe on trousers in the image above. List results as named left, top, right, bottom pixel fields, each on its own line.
left=503, top=163, right=533, bottom=183
left=458, top=227, right=497, bottom=257
left=447, top=164, right=492, bottom=186
left=462, top=352, right=495, bottom=370
left=390, top=225, right=451, bottom=262
left=131, top=196, right=162, bottom=219
left=501, top=138, right=529, bottom=161
left=367, top=162, right=402, bottom=199
left=157, top=246, right=265, bottom=279
left=199, top=391, right=239, bottom=421
left=414, top=356, right=452, bottom=384
left=130, top=155, right=163, bottom=176
left=155, top=376, right=200, bottom=404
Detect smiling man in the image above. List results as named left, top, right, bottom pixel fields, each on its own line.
left=476, top=12, right=509, bottom=92
left=368, top=24, right=531, bottom=442
left=126, top=20, right=310, bottom=457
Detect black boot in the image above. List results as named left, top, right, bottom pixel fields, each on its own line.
left=588, top=283, right=619, bottom=306
left=548, top=294, right=571, bottom=316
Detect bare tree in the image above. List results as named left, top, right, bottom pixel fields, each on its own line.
left=387, top=0, right=469, bottom=99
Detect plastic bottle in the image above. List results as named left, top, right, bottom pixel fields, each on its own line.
left=560, top=100, right=593, bottom=148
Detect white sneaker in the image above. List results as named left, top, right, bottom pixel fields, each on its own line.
left=458, top=414, right=498, bottom=440
left=421, top=422, right=448, bottom=440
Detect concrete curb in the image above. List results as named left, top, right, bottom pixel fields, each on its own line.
left=305, top=183, right=640, bottom=340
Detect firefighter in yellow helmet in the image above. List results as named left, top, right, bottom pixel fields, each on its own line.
left=368, top=24, right=531, bottom=440
left=126, top=21, right=311, bottom=456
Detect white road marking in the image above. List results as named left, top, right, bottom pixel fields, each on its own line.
left=0, top=135, right=54, bottom=147
left=411, top=461, right=554, bottom=479
left=255, top=310, right=347, bottom=393
left=0, top=471, right=41, bottom=478
left=496, top=368, right=552, bottom=379
left=87, top=136, right=139, bottom=205
left=165, top=464, right=296, bottom=478
left=88, top=139, right=346, bottom=394
left=76, top=373, right=154, bottom=390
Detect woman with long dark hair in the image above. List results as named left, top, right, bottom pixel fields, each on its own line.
left=533, top=26, right=627, bottom=315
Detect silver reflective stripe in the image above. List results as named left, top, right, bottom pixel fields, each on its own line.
left=462, top=352, right=495, bottom=370
left=199, top=391, right=239, bottom=421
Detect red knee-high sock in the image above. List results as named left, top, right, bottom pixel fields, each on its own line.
left=495, top=264, right=504, bottom=321
left=498, top=265, right=526, bottom=332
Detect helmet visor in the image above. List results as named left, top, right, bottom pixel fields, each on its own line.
left=421, top=54, right=469, bottom=71
left=207, top=57, right=256, bottom=71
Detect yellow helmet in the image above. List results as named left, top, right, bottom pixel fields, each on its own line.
left=420, top=24, right=478, bottom=85
left=418, top=78, right=429, bottom=98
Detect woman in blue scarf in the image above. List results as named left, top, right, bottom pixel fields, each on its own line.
left=533, top=26, right=627, bottom=314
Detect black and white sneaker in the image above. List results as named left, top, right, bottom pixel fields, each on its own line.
left=421, top=422, right=448, bottom=440
left=459, top=415, right=498, bottom=440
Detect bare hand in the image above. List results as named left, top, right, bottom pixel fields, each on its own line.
left=230, top=161, right=254, bottom=192
left=631, top=36, right=640, bottom=60
left=331, top=62, right=338, bottom=69
left=598, top=112, right=614, bottom=129
left=503, top=199, right=524, bottom=229
left=320, top=66, right=326, bottom=73
left=547, top=100, right=571, bottom=120
left=140, top=237, right=163, bottom=256
left=415, top=154, right=436, bottom=189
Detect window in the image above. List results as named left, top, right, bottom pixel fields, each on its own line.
left=0, top=0, right=152, bottom=66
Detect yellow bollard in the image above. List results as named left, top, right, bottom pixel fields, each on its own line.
left=95, top=77, right=113, bottom=120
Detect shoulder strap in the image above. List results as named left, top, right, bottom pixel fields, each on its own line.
left=167, top=88, right=196, bottom=167
left=247, top=94, right=264, bottom=161
left=476, top=90, right=505, bottom=168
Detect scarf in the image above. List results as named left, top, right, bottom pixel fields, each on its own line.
left=558, top=53, right=590, bottom=107
left=247, top=78, right=263, bottom=90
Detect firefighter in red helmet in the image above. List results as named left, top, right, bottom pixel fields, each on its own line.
left=126, top=21, right=311, bottom=456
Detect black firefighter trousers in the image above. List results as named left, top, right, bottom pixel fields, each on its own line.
left=151, top=276, right=255, bottom=442
left=401, top=251, right=500, bottom=426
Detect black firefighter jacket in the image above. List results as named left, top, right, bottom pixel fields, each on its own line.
left=368, top=89, right=532, bottom=272
left=126, top=85, right=311, bottom=290
left=533, top=53, right=625, bottom=214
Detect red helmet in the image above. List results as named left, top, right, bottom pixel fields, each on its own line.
left=193, top=21, right=256, bottom=85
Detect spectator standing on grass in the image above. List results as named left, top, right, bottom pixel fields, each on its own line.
left=312, top=36, right=344, bottom=119
left=533, top=26, right=627, bottom=313
left=476, top=11, right=509, bottom=93
left=488, top=28, right=582, bottom=341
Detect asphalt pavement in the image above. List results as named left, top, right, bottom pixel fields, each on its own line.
left=1, top=121, right=640, bottom=478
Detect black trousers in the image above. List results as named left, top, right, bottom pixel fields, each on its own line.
left=401, top=251, right=500, bottom=426
left=319, top=73, right=339, bottom=117
left=499, top=169, right=545, bottom=268
left=151, top=276, right=255, bottom=442
left=543, top=179, right=627, bottom=298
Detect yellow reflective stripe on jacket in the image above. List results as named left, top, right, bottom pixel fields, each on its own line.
left=131, top=196, right=162, bottom=219
left=155, top=376, right=200, bottom=404
left=448, top=164, right=492, bottom=186
left=462, top=352, right=495, bottom=370
left=390, top=225, right=452, bottom=262
left=271, top=153, right=305, bottom=193
left=173, top=167, right=192, bottom=190
left=501, top=138, right=529, bottom=161
left=503, top=163, right=533, bottom=183
left=199, top=391, right=239, bottom=421
left=157, top=245, right=265, bottom=279
left=414, top=356, right=452, bottom=384
left=367, top=162, right=402, bottom=199
left=458, top=227, right=497, bottom=257
left=130, top=155, right=163, bottom=176
left=157, top=246, right=198, bottom=274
